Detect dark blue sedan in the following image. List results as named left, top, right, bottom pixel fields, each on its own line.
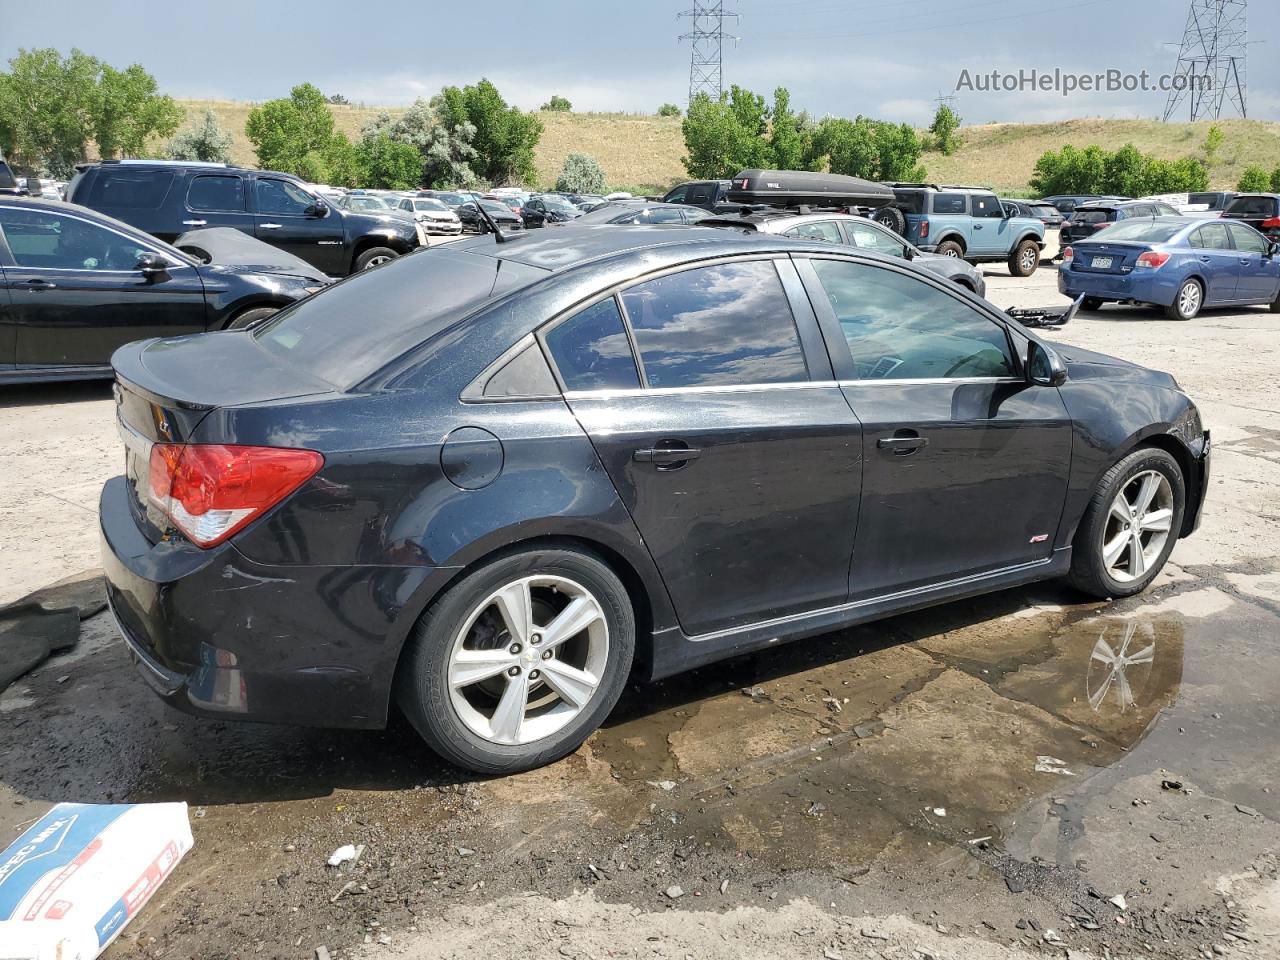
left=1059, top=217, right=1280, bottom=320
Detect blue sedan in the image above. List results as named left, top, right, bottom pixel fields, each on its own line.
left=1058, top=217, right=1280, bottom=320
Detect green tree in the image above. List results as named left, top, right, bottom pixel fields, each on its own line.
left=245, top=83, right=358, bottom=184
left=555, top=153, right=605, bottom=193
left=540, top=95, right=572, bottom=112
left=93, top=63, right=182, bottom=159
left=355, top=132, right=421, bottom=189
left=766, top=87, right=808, bottom=172
left=1033, top=142, right=1207, bottom=196
left=657, top=103, right=681, bottom=117
left=1202, top=124, right=1224, bottom=166
left=1271, top=167, right=1280, bottom=193
left=928, top=104, right=961, bottom=155
left=167, top=108, right=233, bottom=163
left=805, top=115, right=924, bottom=182
left=362, top=97, right=479, bottom=188
left=328, top=93, right=349, bottom=105
left=435, top=79, right=542, bottom=185
left=1238, top=165, right=1271, bottom=192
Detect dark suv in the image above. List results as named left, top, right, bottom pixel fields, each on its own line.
left=1058, top=199, right=1182, bottom=247
left=660, top=179, right=731, bottom=210
left=0, top=159, right=19, bottom=196
left=66, top=160, right=421, bottom=276
left=1221, top=194, right=1280, bottom=241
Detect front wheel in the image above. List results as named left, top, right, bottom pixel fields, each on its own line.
left=396, top=546, right=635, bottom=774
left=1165, top=278, right=1202, bottom=320
left=354, top=246, right=398, bottom=271
left=1068, top=447, right=1186, bottom=599
left=1008, top=239, right=1040, bottom=277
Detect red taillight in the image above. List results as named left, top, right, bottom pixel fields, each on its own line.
left=919, top=220, right=929, bottom=239
left=1062, top=246, right=1073, bottom=262
left=1261, top=217, right=1280, bottom=229
left=1135, top=251, right=1171, bottom=269
left=147, top=444, right=323, bottom=548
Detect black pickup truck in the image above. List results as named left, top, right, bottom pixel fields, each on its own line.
left=66, top=160, right=421, bottom=276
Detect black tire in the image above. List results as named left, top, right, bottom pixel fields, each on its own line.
left=1068, top=446, right=1186, bottom=600
left=1270, top=289, right=1280, bottom=313
left=874, top=206, right=906, bottom=235
left=1164, top=278, right=1202, bottom=320
left=225, top=306, right=278, bottom=330
left=1008, top=238, right=1040, bottom=277
left=1081, top=297, right=1105, bottom=312
left=935, top=239, right=965, bottom=259
left=395, top=546, right=635, bottom=775
left=354, top=246, right=399, bottom=272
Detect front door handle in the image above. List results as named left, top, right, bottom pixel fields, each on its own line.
left=13, top=278, right=56, bottom=290
left=634, top=444, right=701, bottom=465
left=974, top=225, right=984, bottom=230
left=877, top=435, right=928, bottom=455
left=259, top=223, right=282, bottom=230
left=1199, top=256, right=1211, bottom=263
left=181, top=219, right=207, bottom=226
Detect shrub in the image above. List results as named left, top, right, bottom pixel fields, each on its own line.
left=555, top=153, right=605, bottom=194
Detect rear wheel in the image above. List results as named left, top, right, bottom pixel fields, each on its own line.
left=874, top=206, right=907, bottom=235
left=1008, top=238, right=1040, bottom=277
left=1270, top=289, right=1280, bottom=313
left=225, top=306, right=278, bottom=330
left=354, top=246, right=398, bottom=272
left=1081, top=297, right=1105, bottom=312
left=1068, top=447, right=1185, bottom=599
left=1165, top=279, right=1202, bottom=320
left=935, top=239, right=964, bottom=259
left=396, top=546, right=635, bottom=774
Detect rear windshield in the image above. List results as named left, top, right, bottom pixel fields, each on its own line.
left=252, top=248, right=547, bottom=388
left=1030, top=204, right=1059, bottom=218
left=891, top=190, right=925, bottom=214
left=1084, top=220, right=1185, bottom=243
left=1071, top=209, right=1113, bottom=224
left=1225, top=196, right=1278, bottom=218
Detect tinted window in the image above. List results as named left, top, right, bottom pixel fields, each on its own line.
left=255, top=178, right=316, bottom=216
left=620, top=260, right=808, bottom=388
left=845, top=221, right=907, bottom=258
left=892, top=190, right=925, bottom=214
left=663, top=188, right=687, bottom=204
left=972, top=194, right=1004, bottom=218
left=1227, top=223, right=1269, bottom=254
left=1090, top=220, right=1185, bottom=243
left=688, top=184, right=713, bottom=205
left=186, top=175, right=245, bottom=212
left=1053, top=199, right=1078, bottom=213
left=1225, top=196, right=1278, bottom=219
left=1030, top=204, right=1059, bottom=219
left=1073, top=209, right=1112, bottom=224
left=810, top=259, right=1014, bottom=381
left=931, top=193, right=967, bottom=215
left=545, top=298, right=641, bottom=392
left=86, top=168, right=174, bottom=208
left=1191, top=223, right=1232, bottom=250
left=635, top=206, right=685, bottom=224
left=483, top=341, right=559, bottom=398
left=0, top=161, right=16, bottom=190
left=783, top=221, right=843, bottom=244
left=253, top=248, right=546, bottom=389
left=0, top=207, right=156, bottom=270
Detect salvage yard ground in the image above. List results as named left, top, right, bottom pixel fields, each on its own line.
left=2, top=253, right=1279, bottom=959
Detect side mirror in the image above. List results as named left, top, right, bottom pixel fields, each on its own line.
left=1269, top=241, right=1280, bottom=259
left=304, top=202, right=328, bottom=218
left=136, top=253, right=169, bottom=278
left=1027, top=340, right=1068, bottom=387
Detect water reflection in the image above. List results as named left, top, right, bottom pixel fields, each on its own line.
left=1087, top=620, right=1156, bottom=713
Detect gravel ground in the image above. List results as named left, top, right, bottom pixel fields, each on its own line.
left=2, top=251, right=1279, bottom=960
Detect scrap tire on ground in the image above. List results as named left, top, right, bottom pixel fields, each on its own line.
left=873, top=206, right=907, bottom=235
left=395, top=545, right=635, bottom=775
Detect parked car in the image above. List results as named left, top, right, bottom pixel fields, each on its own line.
left=1040, top=195, right=1130, bottom=215
left=421, top=190, right=471, bottom=210
left=520, top=195, right=584, bottom=228
left=1058, top=216, right=1280, bottom=320
left=1187, top=191, right=1236, bottom=213
left=1001, top=198, right=1064, bottom=229
left=660, top=180, right=731, bottom=210
left=574, top=201, right=711, bottom=225
left=1221, top=194, right=1280, bottom=242
left=394, top=196, right=463, bottom=235
left=876, top=183, right=1046, bottom=276
left=701, top=209, right=986, bottom=296
left=66, top=160, right=421, bottom=276
left=1058, top=200, right=1183, bottom=248
left=0, top=198, right=329, bottom=383
left=101, top=224, right=1208, bottom=774
left=0, top=159, right=19, bottom=196
left=456, top=199, right=524, bottom=234
left=338, top=194, right=402, bottom=216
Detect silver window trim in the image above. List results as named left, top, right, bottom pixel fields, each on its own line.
left=0, top=203, right=191, bottom=271
left=564, top=380, right=839, bottom=401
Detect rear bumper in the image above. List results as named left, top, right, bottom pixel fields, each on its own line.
left=1057, top=266, right=1180, bottom=306
left=99, top=475, right=450, bottom=729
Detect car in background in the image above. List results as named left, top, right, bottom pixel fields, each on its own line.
left=1002, top=198, right=1064, bottom=229
left=394, top=196, right=463, bottom=235
left=339, top=194, right=408, bottom=217
left=0, top=159, right=21, bottom=195
left=573, top=200, right=712, bottom=225
left=560, top=193, right=605, bottom=209
left=66, top=160, right=420, bottom=276
left=877, top=183, right=1046, bottom=276
left=702, top=210, right=987, bottom=297
left=0, top=198, right=329, bottom=383
left=99, top=223, right=1209, bottom=775
left=1187, top=191, right=1236, bottom=214
left=1058, top=199, right=1183, bottom=248
left=520, top=195, right=584, bottom=227
left=660, top=179, right=731, bottom=210
left=485, top=193, right=525, bottom=216
left=456, top=199, right=524, bottom=234
left=1058, top=216, right=1280, bottom=320
left=1040, top=195, right=1130, bottom=215
left=421, top=190, right=471, bottom=210
left=1221, top=194, right=1280, bottom=242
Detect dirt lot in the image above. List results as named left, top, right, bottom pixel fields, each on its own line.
left=2, top=252, right=1279, bottom=960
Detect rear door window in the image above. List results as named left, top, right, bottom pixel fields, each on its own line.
left=688, top=184, right=713, bottom=205
left=931, top=193, right=967, bottom=215
left=1191, top=223, right=1233, bottom=250
left=782, top=221, right=843, bottom=244
left=544, top=297, right=641, bottom=392
left=186, top=175, right=246, bottom=212
left=619, top=260, right=808, bottom=388
left=85, top=168, right=174, bottom=208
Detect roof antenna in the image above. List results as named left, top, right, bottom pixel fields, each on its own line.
left=472, top=196, right=508, bottom=243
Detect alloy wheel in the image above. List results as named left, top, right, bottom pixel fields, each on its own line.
left=1100, top=470, right=1174, bottom=583
left=364, top=254, right=393, bottom=269
left=1087, top=620, right=1155, bottom=712
left=446, top=575, right=609, bottom=746
left=1020, top=246, right=1037, bottom=271
left=1177, top=282, right=1201, bottom=318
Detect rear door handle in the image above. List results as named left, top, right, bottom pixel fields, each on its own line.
left=259, top=223, right=282, bottom=230
left=13, top=278, right=56, bottom=290
left=634, top=445, right=701, bottom=465
left=1199, top=256, right=1211, bottom=263
left=181, top=219, right=207, bottom=226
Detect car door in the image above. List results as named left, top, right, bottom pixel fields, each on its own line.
left=796, top=255, right=1072, bottom=600
left=841, top=220, right=909, bottom=261
left=928, top=191, right=970, bottom=250
left=780, top=220, right=844, bottom=244
left=0, top=204, right=206, bottom=367
left=180, top=173, right=256, bottom=236
left=0, top=267, right=14, bottom=371
left=251, top=176, right=345, bottom=275
left=543, top=256, right=864, bottom=636
left=968, top=193, right=1006, bottom=255
left=1224, top=222, right=1280, bottom=302
left=1189, top=223, right=1241, bottom=304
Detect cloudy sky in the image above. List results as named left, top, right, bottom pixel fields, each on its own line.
left=1, top=0, right=1275, bottom=123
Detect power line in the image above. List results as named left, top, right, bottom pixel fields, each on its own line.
left=678, top=2, right=739, bottom=105
left=1163, top=0, right=1248, bottom=121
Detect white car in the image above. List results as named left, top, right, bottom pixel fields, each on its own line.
left=394, top=196, right=463, bottom=235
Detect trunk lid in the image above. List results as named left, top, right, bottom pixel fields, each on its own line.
left=1067, top=240, right=1149, bottom=275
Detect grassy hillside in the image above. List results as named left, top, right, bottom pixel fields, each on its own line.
left=177, top=100, right=1278, bottom=195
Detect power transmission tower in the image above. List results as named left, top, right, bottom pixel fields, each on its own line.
left=1163, top=0, right=1247, bottom=121
left=678, top=3, right=739, bottom=105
